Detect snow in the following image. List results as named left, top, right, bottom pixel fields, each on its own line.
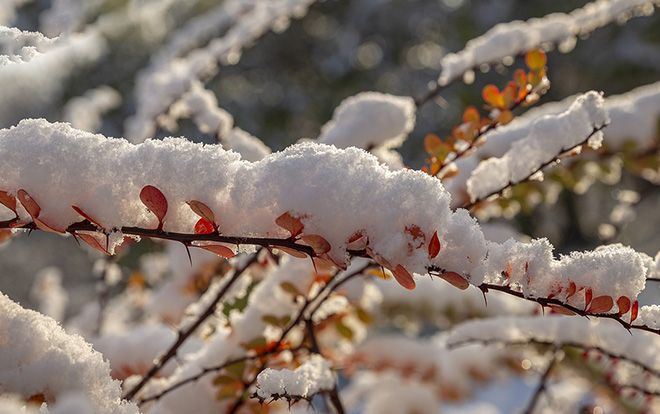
left=318, top=92, right=416, bottom=151
left=467, top=92, right=608, bottom=202
left=0, top=26, right=58, bottom=65
left=446, top=82, right=660, bottom=206
left=0, top=293, right=137, bottom=414
left=255, top=355, right=335, bottom=399
left=126, top=0, right=316, bottom=142
left=29, top=267, right=68, bottom=322
left=0, top=119, right=652, bottom=303
left=63, top=86, right=121, bottom=133
left=437, top=0, right=659, bottom=86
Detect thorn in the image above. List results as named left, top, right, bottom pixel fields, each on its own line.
left=182, top=242, right=192, bottom=266
left=480, top=287, right=488, bottom=307
left=71, top=232, right=81, bottom=246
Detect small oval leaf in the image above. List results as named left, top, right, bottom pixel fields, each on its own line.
left=393, top=265, right=416, bottom=290
left=275, top=212, right=304, bottom=238
left=72, top=205, right=104, bottom=228
left=301, top=234, right=331, bottom=255
left=140, top=185, right=168, bottom=230
left=630, top=300, right=639, bottom=322
left=587, top=295, right=613, bottom=314
left=0, top=191, right=17, bottom=213
left=77, top=232, right=110, bottom=255
left=187, top=200, right=216, bottom=226
left=17, top=189, right=41, bottom=218
left=198, top=244, right=235, bottom=258
left=194, top=217, right=215, bottom=234
left=616, top=296, right=631, bottom=316
left=439, top=271, right=469, bottom=290
left=428, top=231, right=441, bottom=259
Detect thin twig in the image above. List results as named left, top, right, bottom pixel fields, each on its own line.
left=522, top=350, right=560, bottom=414
left=462, top=125, right=607, bottom=210
left=123, top=250, right=261, bottom=400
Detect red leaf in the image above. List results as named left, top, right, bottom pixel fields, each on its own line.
left=194, top=218, right=215, bottom=234
left=462, top=106, right=480, bottom=124
left=277, top=246, right=307, bottom=258
left=72, top=205, right=104, bottom=228
left=439, top=271, right=469, bottom=290
left=616, top=296, right=631, bottom=316
left=140, top=185, right=168, bottom=230
left=275, top=212, right=304, bottom=238
left=0, top=191, right=17, bottom=213
left=17, top=189, right=41, bottom=218
left=393, top=265, right=416, bottom=290
left=301, top=234, right=331, bottom=255
left=630, top=300, right=639, bottom=322
left=587, top=295, right=613, bottom=314
left=34, top=217, right=65, bottom=234
left=187, top=200, right=216, bottom=227
left=548, top=304, right=575, bottom=316
left=482, top=84, right=504, bottom=108
left=346, top=232, right=368, bottom=251
left=566, top=281, right=577, bottom=299
left=585, top=288, right=593, bottom=308
left=428, top=231, right=441, bottom=259
left=198, top=244, right=235, bottom=258
left=77, top=232, right=110, bottom=255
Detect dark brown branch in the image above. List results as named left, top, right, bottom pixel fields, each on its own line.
left=462, top=125, right=607, bottom=210
left=123, top=250, right=261, bottom=401
left=476, top=282, right=658, bottom=336
left=448, top=338, right=660, bottom=379
left=522, top=350, right=560, bottom=414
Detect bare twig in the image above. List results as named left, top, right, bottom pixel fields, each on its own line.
left=523, top=350, right=560, bottom=414
left=123, top=250, right=261, bottom=400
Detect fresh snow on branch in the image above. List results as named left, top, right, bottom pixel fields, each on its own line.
left=0, top=26, right=58, bottom=65
left=126, top=0, right=316, bottom=142
left=446, top=81, right=660, bottom=204
left=437, top=0, right=659, bottom=86
left=466, top=91, right=609, bottom=202
left=0, top=119, right=652, bottom=304
left=0, top=293, right=137, bottom=414
left=255, top=355, right=335, bottom=400
left=318, top=92, right=416, bottom=151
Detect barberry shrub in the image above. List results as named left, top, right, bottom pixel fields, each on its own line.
left=0, top=1, right=659, bottom=413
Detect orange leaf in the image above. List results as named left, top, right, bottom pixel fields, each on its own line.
left=525, top=49, right=547, bottom=71
left=439, top=271, right=469, bottom=290
left=631, top=300, right=639, bottom=322
left=424, top=134, right=444, bottom=156
left=428, top=231, right=440, bottom=259
left=187, top=200, right=216, bottom=226
left=393, top=265, right=416, bottom=290
left=275, top=212, right=304, bottom=238
left=198, top=244, right=235, bottom=258
left=616, top=296, right=631, bottom=316
left=585, top=288, right=593, bottom=307
left=140, top=185, right=168, bottom=230
left=17, top=189, right=41, bottom=218
left=462, top=106, right=480, bottom=124
left=34, top=217, right=65, bottom=234
left=0, top=191, right=16, bottom=213
left=587, top=295, right=613, bottom=314
left=501, top=81, right=517, bottom=107
left=482, top=84, right=504, bottom=108
left=72, top=205, right=104, bottom=228
left=346, top=232, right=368, bottom=251
left=496, top=109, right=514, bottom=125
left=77, top=232, right=110, bottom=255
left=194, top=218, right=215, bottom=234
left=301, top=234, right=331, bottom=255
left=513, top=69, right=527, bottom=88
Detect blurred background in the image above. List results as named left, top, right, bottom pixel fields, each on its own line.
left=1, top=0, right=658, bottom=317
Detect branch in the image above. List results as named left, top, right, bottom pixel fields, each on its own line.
left=123, top=250, right=261, bottom=400
left=476, top=282, right=658, bottom=336
left=463, top=125, right=606, bottom=210
left=522, top=350, right=560, bottom=414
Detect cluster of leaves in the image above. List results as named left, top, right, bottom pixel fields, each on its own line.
left=421, top=49, right=549, bottom=179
